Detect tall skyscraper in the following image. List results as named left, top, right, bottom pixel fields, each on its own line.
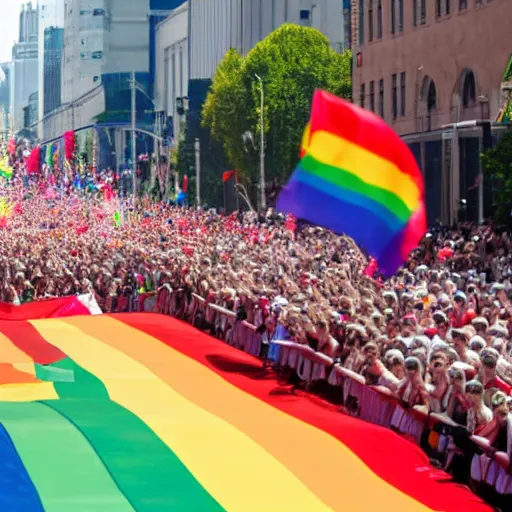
left=19, top=2, right=39, bottom=43
left=0, top=64, right=11, bottom=139
left=10, top=2, right=38, bottom=132
left=38, top=0, right=64, bottom=134
left=43, top=27, right=64, bottom=115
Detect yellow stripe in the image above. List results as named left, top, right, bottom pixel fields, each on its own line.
left=0, top=332, right=37, bottom=378
left=31, top=319, right=331, bottom=512
left=301, top=122, right=311, bottom=152
left=0, top=332, right=34, bottom=365
left=0, top=382, right=58, bottom=402
left=308, top=130, right=420, bottom=211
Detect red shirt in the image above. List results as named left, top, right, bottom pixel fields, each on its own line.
left=484, top=375, right=512, bottom=395
left=450, top=309, right=476, bottom=328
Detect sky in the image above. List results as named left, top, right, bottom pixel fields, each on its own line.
left=0, top=0, right=25, bottom=63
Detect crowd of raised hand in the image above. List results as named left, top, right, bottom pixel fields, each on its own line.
left=1, top=175, right=511, bottom=502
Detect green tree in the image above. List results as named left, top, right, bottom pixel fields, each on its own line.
left=482, top=130, right=512, bottom=224
left=202, top=24, right=351, bottom=205
left=175, top=126, right=226, bottom=208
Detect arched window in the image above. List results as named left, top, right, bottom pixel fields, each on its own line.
left=427, top=80, right=437, bottom=112
left=420, top=76, right=437, bottom=131
left=462, top=69, right=476, bottom=107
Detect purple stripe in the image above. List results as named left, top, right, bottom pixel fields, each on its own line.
left=277, top=177, right=406, bottom=275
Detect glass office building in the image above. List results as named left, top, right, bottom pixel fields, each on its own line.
left=38, top=0, right=64, bottom=125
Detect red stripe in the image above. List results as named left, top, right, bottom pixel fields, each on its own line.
left=0, top=321, right=66, bottom=365
left=309, top=90, right=424, bottom=194
left=114, top=313, right=490, bottom=512
left=0, top=297, right=90, bottom=321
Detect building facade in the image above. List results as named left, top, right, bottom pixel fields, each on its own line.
left=19, top=2, right=39, bottom=44
left=352, top=0, right=511, bottom=224
left=189, top=0, right=347, bottom=79
left=23, top=91, right=38, bottom=129
left=155, top=2, right=189, bottom=142
left=43, top=0, right=154, bottom=142
left=10, top=2, right=38, bottom=133
left=43, top=27, right=64, bottom=116
left=37, top=0, right=64, bottom=133
left=0, top=64, right=10, bottom=139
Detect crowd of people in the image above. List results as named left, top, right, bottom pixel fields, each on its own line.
left=0, top=163, right=511, bottom=505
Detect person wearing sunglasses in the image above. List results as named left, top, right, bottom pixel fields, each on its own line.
left=470, top=391, right=511, bottom=494
left=465, top=380, right=492, bottom=435
left=395, top=356, right=428, bottom=409
left=479, top=348, right=512, bottom=407
left=427, top=353, right=450, bottom=413
left=446, top=364, right=469, bottom=426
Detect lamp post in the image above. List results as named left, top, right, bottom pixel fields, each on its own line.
left=255, top=74, right=266, bottom=211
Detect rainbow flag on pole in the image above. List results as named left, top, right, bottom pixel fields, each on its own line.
left=0, top=305, right=491, bottom=512
left=277, top=90, right=426, bottom=276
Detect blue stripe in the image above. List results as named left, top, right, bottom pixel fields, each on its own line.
left=0, top=424, right=44, bottom=512
left=276, top=174, right=406, bottom=275
left=294, top=168, right=405, bottom=233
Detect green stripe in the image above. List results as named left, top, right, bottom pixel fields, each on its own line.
left=0, top=401, right=135, bottom=512
left=35, top=363, right=75, bottom=383
left=300, top=154, right=412, bottom=223
left=0, top=170, right=12, bottom=179
left=43, top=357, right=224, bottom=512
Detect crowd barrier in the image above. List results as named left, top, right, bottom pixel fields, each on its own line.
left=108, top=288, right=512, bottom=503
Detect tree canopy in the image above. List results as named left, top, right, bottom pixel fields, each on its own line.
left=482, top=131, right=512, bottom=225
left=202, top=24, right=351, bottom=204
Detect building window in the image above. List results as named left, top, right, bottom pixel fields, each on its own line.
left=398, top=0, right=403, bottom=32
left=377, top=0, right=383, bottom=38
left=299, top=9, right=311, bottom=27
left=459, top=0, right=467, bottom=10
left=462, top=69, right=476, bottom=107
left=369, top=81, right=375, bottom=111
left=420, top=0, right=426, bottom=24
left=425, top=78, right=437, bottom=131
left=368, top=0, right=374, bottom=42
left=379, top=79, right=384, bottom=117
left=436, top=0, right=441, bottom=17
left=360, top=83, right=365, bottom=108
left=427, top=81, right=437, bottom=111
left=413, top=0, right=418, bottom=26
left=446, top=0, right=451, bottom=15
left=359, top=0, right=364, bottom=44
left=400, top=72, right=406, bottom=116
left=392, top=73, right=398, bottom=119
left=391, top=0, right=396, bottom=34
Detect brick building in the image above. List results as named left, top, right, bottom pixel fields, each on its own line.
left=352, top=0, right=511, bottom=224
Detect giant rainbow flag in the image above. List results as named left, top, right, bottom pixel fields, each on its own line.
left=277, top=90, right=426, bottom=276
left=0, top=303, right=491, bottom=511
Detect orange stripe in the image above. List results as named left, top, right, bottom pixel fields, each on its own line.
left=0, top=363, right=40, bottom=385
left=64, top=316, right=432, bottom=512
left=0, top=331, right=38, bottom=384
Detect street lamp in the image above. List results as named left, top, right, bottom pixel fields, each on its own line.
left=254, top=74, right=266, bottom=211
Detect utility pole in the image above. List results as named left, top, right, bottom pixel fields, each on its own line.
left=194, top=138, right=200, bottom=206
left=131, top=71, right=137, bottom=198
left=255, top=74, right=266, bottom=211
